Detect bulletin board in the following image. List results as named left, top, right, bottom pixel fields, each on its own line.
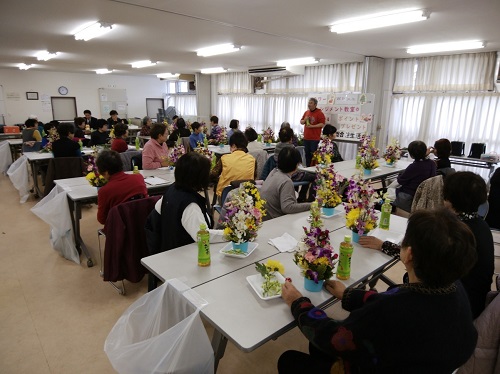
left=309, top=93, right=375, bottom=141
left=98, top=88, right=127, bottom=119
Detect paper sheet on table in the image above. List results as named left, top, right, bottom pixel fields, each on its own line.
left=145, top=176, right=168, bottom=186
left=369, top=228, right=404, bottom=245
left=268, top=232, right=298, bottom=252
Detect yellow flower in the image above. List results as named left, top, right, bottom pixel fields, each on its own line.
left=365, top=221, right=375, bottom=231
left=223, top=227, right=232, bottom=236
left=346, top=208, right=360, bottom=228
left=86, top=172, right=95, bottom=181
left=266, top=259, right=285, bottom=275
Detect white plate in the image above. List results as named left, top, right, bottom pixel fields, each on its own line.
left=246, top=273, right=285, bottom=300
left=220, top=242, right=259, bottom=258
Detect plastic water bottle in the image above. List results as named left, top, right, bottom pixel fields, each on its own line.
left=133, top=165, right=139, bottom=174
left=355, top=153, right=361, bottom=169
left=379, top=198, right=392, bottom=230
left=135, top=136, right=140, bottom=150
left=197, top=223, right=211, bottom=266
left=78, top=140, right=83, bottom=150
left=337, top=235, right=353, bottom=280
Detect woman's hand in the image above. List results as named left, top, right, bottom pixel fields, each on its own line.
left=281, top=281, right=303, bottom=307
left=324, top=280, right=346, bottom=299
left=358, top=236, right=383, bottom=250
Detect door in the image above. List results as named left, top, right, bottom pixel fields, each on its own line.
left=146, top=98, right=164, bottom=119
left=51, top=97, right=77, bottom=121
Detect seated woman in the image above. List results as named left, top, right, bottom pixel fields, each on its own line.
left=140, top=116, right=152, bottom=136
left=226, top=119, right=239, bottom=143
left=90, top=119, right=110, bottom=146
left=73, top=117, right=90, bottom=147
left=22, top=118, right=42, bottom=152
left=315, top=124, right=343, bottom=163
left=360, top=171, right=494, bottom=319
left=52, top=123, right=81, bottom=158
left=155, top=152, right=225, bottom=250
left=189, top=121, right=205, bottom=150
left=168, top=118, right=191, bottom=142
left=210, top=131, right=256, bottom=198
left=428, top=138, right=453, bottom=176
left=260, top=147, right=311, bottom=220
left=280, top=122, right=298, bottom=146
left=41, top=122, right=57, bottom=147
left=244, top=127, right=263, bottom=152
left=395, top=140, right=436, bottom=212
left=279, top=208, right=478, bottom=373
left=142, top=123, right=170, bottom=169
left=96, top=150, right=148, bottom=225
left=111, top=123, right=129, bottom=153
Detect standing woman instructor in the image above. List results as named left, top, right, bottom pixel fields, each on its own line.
left=300, top=98, right=325, bottom=166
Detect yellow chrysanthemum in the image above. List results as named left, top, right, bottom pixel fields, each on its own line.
left=266, top=259, right=285, bottom=275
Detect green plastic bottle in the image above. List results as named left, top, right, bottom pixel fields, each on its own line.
left=355, top=153, right=361, bottom=169
left=379, top=199, right=392, bottom=230
left=135, top=136, right=140, bottom=150
left=197, top=223, right=210, bottom=266
left=78, top=140, right=83, bottom=150
left=337, top=235, right=353, bottom=280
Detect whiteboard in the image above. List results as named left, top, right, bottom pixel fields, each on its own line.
left=99, top=88, right=127, bottom=119
left=51, top=97, right=77, bottom=121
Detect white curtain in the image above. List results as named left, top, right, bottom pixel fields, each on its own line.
left=216, top=95, right=308, bottom=135
left=166, top=95, right=197, bottom=117
left=388, top=92, right=500, bottom=178
left=393, top=52, right=496, bottom=92
left=216, top=72, right=252, bottom=94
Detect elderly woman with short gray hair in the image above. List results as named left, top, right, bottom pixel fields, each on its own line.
left=140, top=116, right=153, bottom=136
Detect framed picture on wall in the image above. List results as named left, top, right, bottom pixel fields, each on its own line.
left=26, top=92, right=38, bottom=100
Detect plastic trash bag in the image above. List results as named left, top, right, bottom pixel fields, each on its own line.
left=105, top=279, right=214, bottom=374
left=31, top=187, right=80, bottom=264
left=386, top=179, right=400, bottom=201
left=0, top=141, right=13, bottom=175
left=7, top=155, right=30, bottom=203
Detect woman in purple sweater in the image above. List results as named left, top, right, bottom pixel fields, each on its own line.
left=395, top=140, right=436, bottom=212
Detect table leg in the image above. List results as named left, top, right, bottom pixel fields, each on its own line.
left=31, top=160, right=42, bottom=197
left=211, top=329, right=228, bottom=373
left=68, top=197, right=94, bottom=267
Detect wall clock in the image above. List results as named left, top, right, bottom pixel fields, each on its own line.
left=58, top=86, right=68, bottom=95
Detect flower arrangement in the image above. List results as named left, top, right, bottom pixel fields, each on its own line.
left=255, top=259, right=285, bottom=297
left=222, top=182, right=266, bottom=244
left=294, top=201, right=339, bottom=283
left=314, top=164, right=343, bottom=209
left=85, top=153, right=107, bottom=187
left=344, top=174, right=379, bottom=235
left=312, top=137, right=335, bottom=165
left=211, top=126, right=227, bottom=145
left=165, top=138, right=186, bottom=167
left=40, top=128, right=60, bottom=153
left=262, top=127, right=275, bottom=144
left=383, top=138, right=402, bottom=164
left=359, top=134, right=379, bottom=170
left=194, top=142, right=217, bottom=169
left=109, top=127, right=115, bottom=139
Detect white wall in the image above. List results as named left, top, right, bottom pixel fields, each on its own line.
left=0, top=69, right=167, bottom=125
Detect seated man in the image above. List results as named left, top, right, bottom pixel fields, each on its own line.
left=96, top=150, right=148, bottom=224
left=189, top=121, right=205, bottom=150
left=107, top=110, right=124, bottom=127
left=111, top=123, right=129, bottom=153
left=90, top=119, right=110, bottom=146
left=52, top=123, right=81, bottom=158
left=210, top=131, right=256, bottom=198
left=142, top=123, right=170, bottom=169
left=260, top=147, right=312, bottom=220
left=73, top=117, right=90, bottom=147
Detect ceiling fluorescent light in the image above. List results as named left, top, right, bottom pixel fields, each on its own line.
left=74, top=22, right=113, bottom=41
left=276, top=57, right=319, bottom=67
left=196, top=43, right=241, bottom=57
left=200, top=67, right=227, bottom=74
left=131, top=60, right=157, bottom=68
left=156, top=73, right=180, bottom=79
left=18, top=63, right=33, bottom=70
left=330, top=8, right=428, bottom=34
left=35, top=51, right=59, bottom=61
left=96, top=69, right=113, bottom=74
left=407, top=40, right=484, bottom=54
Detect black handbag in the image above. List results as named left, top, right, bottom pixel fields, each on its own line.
left=468, top=143, right=486, bottom=159
left=451, top=141, right=465, bottom=156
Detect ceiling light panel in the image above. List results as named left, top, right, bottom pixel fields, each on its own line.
left=74, top=21, right=114, bottom=41
left=95, top=69, right=113, bottom=74
left=156, top=73, right=180, bottom=79
left=131, top=60, right=157, bottom=68
left=18, top=63, right=33, bottom=70
left=276, top=57, right=319, bottom=67
left=200, top=67, right=227, bottom=74
left=407, top=40, right=484, bottom=54
left=35, top=51, right=59, bottom=61
left=196, top=43, right=241, bottom=57
left=330, top=9, right=428, bottom=34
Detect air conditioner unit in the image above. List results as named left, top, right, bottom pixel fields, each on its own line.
left=248, top=65, right=305, bottom=77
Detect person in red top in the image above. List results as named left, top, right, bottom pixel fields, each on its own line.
left=96, top=150, right=148, bottom=224
left=111, top=123, right=129, bottom=153
left=300, top=97, right=326, bottom=166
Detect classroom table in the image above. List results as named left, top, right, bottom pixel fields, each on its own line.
left=141, top=210, right=407, bottom=371
left=0, top=132, right=22, bottom=140
left=54, top=168, right=176, bottom=267
left=448, top=155, right=498, bottom=178
left=208, top=143, right=276, bottom=156
left=7, top=138, right=23, bottom=160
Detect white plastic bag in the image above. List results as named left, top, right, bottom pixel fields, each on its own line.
left=31, top=187, right=80, bottom=264
left=386, top=179, right=400, bottom=201
left=0, top=141, right=13, bottom=175
left=105, top=279, right=214, bottom=374
left=7, top=155, right=30, bottom=203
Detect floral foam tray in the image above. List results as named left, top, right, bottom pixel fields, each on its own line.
left=220, top=242, right=259, bottom=258
left=246, top=273, right=285, bottom=300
